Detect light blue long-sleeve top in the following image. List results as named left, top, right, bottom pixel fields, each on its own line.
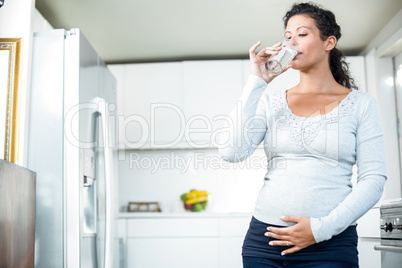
left=219, top=75, right=387, bottom=243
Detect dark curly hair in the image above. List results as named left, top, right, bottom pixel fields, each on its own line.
left=283, top=2, right=358, bottom=90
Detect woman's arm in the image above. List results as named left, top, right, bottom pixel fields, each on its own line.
left=218, top=74, right=268, bottom=162
left=218, top=41, right=290, bottom=162
left=310, top=95, right=387, bottom=242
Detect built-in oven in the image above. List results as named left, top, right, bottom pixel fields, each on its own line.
left=374, top=201, right=402, bottom=267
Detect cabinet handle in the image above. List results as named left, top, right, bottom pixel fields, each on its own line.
left=119, top=238, right=125, bottom=268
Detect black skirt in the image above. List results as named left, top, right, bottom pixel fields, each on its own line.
left=242, top=216, right=358, bottom=266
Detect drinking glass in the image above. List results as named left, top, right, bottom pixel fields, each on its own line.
left=265, top=39, right=298, bottom=75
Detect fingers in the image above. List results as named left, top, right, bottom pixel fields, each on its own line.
left=280, top=215, right=300, bottom=223
left=264, top=216, right=315, bottom=256
left=249, top=41, right=261, bottom=58
left=281, top=64, right=293, bottom=74
left=265, top=230, right=285, bottom=240
left=266, top=226, right=288, bottom=235
left=257, top=44, right=282, bottom=58
left=268, top=239, right=292, bottom=247
left=267, top=238, right=298, bottom=256
left=249, top=41, right=282, bottom=59
left=281, top=246, right=301, bottom=255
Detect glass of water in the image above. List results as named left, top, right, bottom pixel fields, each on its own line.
left=265, top=39, right=298, bottom=75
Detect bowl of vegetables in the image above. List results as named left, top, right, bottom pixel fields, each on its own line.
left=180, top=189, right=208, bottom=212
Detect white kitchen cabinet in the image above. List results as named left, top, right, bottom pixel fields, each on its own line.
left=182, top=60, right=244, bottom=147
left=357, top=207, right=381, bottom=267
left=127, top=238, right=219, bottom=268
left=109, top=62, right=183, bottom=149
left=219, top=237, right=244, bottom=268
left=218, top=217, right=250, bottom=268
left=127, top=217, right=219, bottom=237
left=126, top=217, right=219, bottom=267
left=110, top=60, right=244, bottom=149
left=122, top=214, right=251, bottom=268
left=358, top=238, right=381, bottom=268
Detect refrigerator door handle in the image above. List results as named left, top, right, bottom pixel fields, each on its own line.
left=97, top=97, right=114, bottom=268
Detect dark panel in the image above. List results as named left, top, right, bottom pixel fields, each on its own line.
left=0, top=160, right=36, bottom=268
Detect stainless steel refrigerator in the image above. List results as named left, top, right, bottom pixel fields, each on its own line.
left=28, top=29, right=119, bottom=268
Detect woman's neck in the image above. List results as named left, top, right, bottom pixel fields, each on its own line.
left=296, top=61, right=339, bottom=94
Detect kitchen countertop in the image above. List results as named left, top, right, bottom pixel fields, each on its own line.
left=119, top=212, right=252, bottom=219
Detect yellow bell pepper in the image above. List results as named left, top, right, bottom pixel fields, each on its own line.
left=184, top=195, right=208, bottom=205
left=185, top=190, right=208, bottom=200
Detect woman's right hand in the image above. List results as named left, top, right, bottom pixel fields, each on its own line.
left=249, top=41, right=291, bottom=84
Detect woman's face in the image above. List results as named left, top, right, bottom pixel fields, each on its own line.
left=285, top=14, right=330, bottom=71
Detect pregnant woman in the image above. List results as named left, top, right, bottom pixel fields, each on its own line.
left=219, top=2, right=387, bottom=268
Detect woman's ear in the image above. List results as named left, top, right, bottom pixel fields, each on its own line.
left=325, top=36, right=337, bottom=51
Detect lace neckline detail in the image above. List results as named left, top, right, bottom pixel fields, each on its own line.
left=283, top=88, right=356, bottom=119
left=270, top=88, right=360, bottom=149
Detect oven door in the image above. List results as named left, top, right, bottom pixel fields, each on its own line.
left=374, top=245, right=402, bottom=268
left=375, top=202, right=402, bottom=268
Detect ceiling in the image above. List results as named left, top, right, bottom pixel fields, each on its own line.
left=35, top=0, right=402, bottom=64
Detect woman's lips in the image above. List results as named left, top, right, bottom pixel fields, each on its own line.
left=293, top=52, right=302, bottom=59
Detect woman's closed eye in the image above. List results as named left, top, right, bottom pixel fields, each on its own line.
left=285, top=33, right=307, bottom=39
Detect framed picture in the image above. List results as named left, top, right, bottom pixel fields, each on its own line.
left=0, top=38, right=22, bottom=163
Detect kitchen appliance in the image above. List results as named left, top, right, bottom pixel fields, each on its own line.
left=375, top=201, right=402, bottom=267
left=28, top=29, right=118, bottom=268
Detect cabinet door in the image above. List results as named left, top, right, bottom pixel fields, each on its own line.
left=119, top=63, right=183, bottom=148
left=182, top=60, right=244, bottom=147
left=219, top=237, right=244, bottom=268
left=127, top=218, right=219, bottom=237
left=107, top=64, right=124, bottom=116
left=218, top=217, right=251, bottom=268
left=127, top=238, right=219, bottom=268
left=358, top=238, right=381, bottom=268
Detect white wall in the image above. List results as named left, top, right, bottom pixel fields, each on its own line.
left=362, top=9, right=402, bottom=200
left=0, top=3, right=53, bottom=167
left=0, top=0, right=36, bottom=166
left=32, top=9, right=54, bottom=33
left=360, top=9, right=402, bottom=57
left=118, top=148, right=266, bottom=213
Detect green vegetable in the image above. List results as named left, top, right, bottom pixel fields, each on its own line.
left=191, top=203, right=203, bottom=212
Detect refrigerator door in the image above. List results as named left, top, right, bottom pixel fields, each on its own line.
left=74, top=29, right=101, bottom=268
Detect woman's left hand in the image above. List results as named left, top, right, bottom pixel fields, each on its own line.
left=265, top=216, right=317, bottom=255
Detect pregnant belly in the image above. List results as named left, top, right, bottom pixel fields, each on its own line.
left=253, top=176, right=351, bottom=226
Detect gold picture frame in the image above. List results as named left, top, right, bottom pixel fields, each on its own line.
left=0, top=38, right=22, bottom=163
